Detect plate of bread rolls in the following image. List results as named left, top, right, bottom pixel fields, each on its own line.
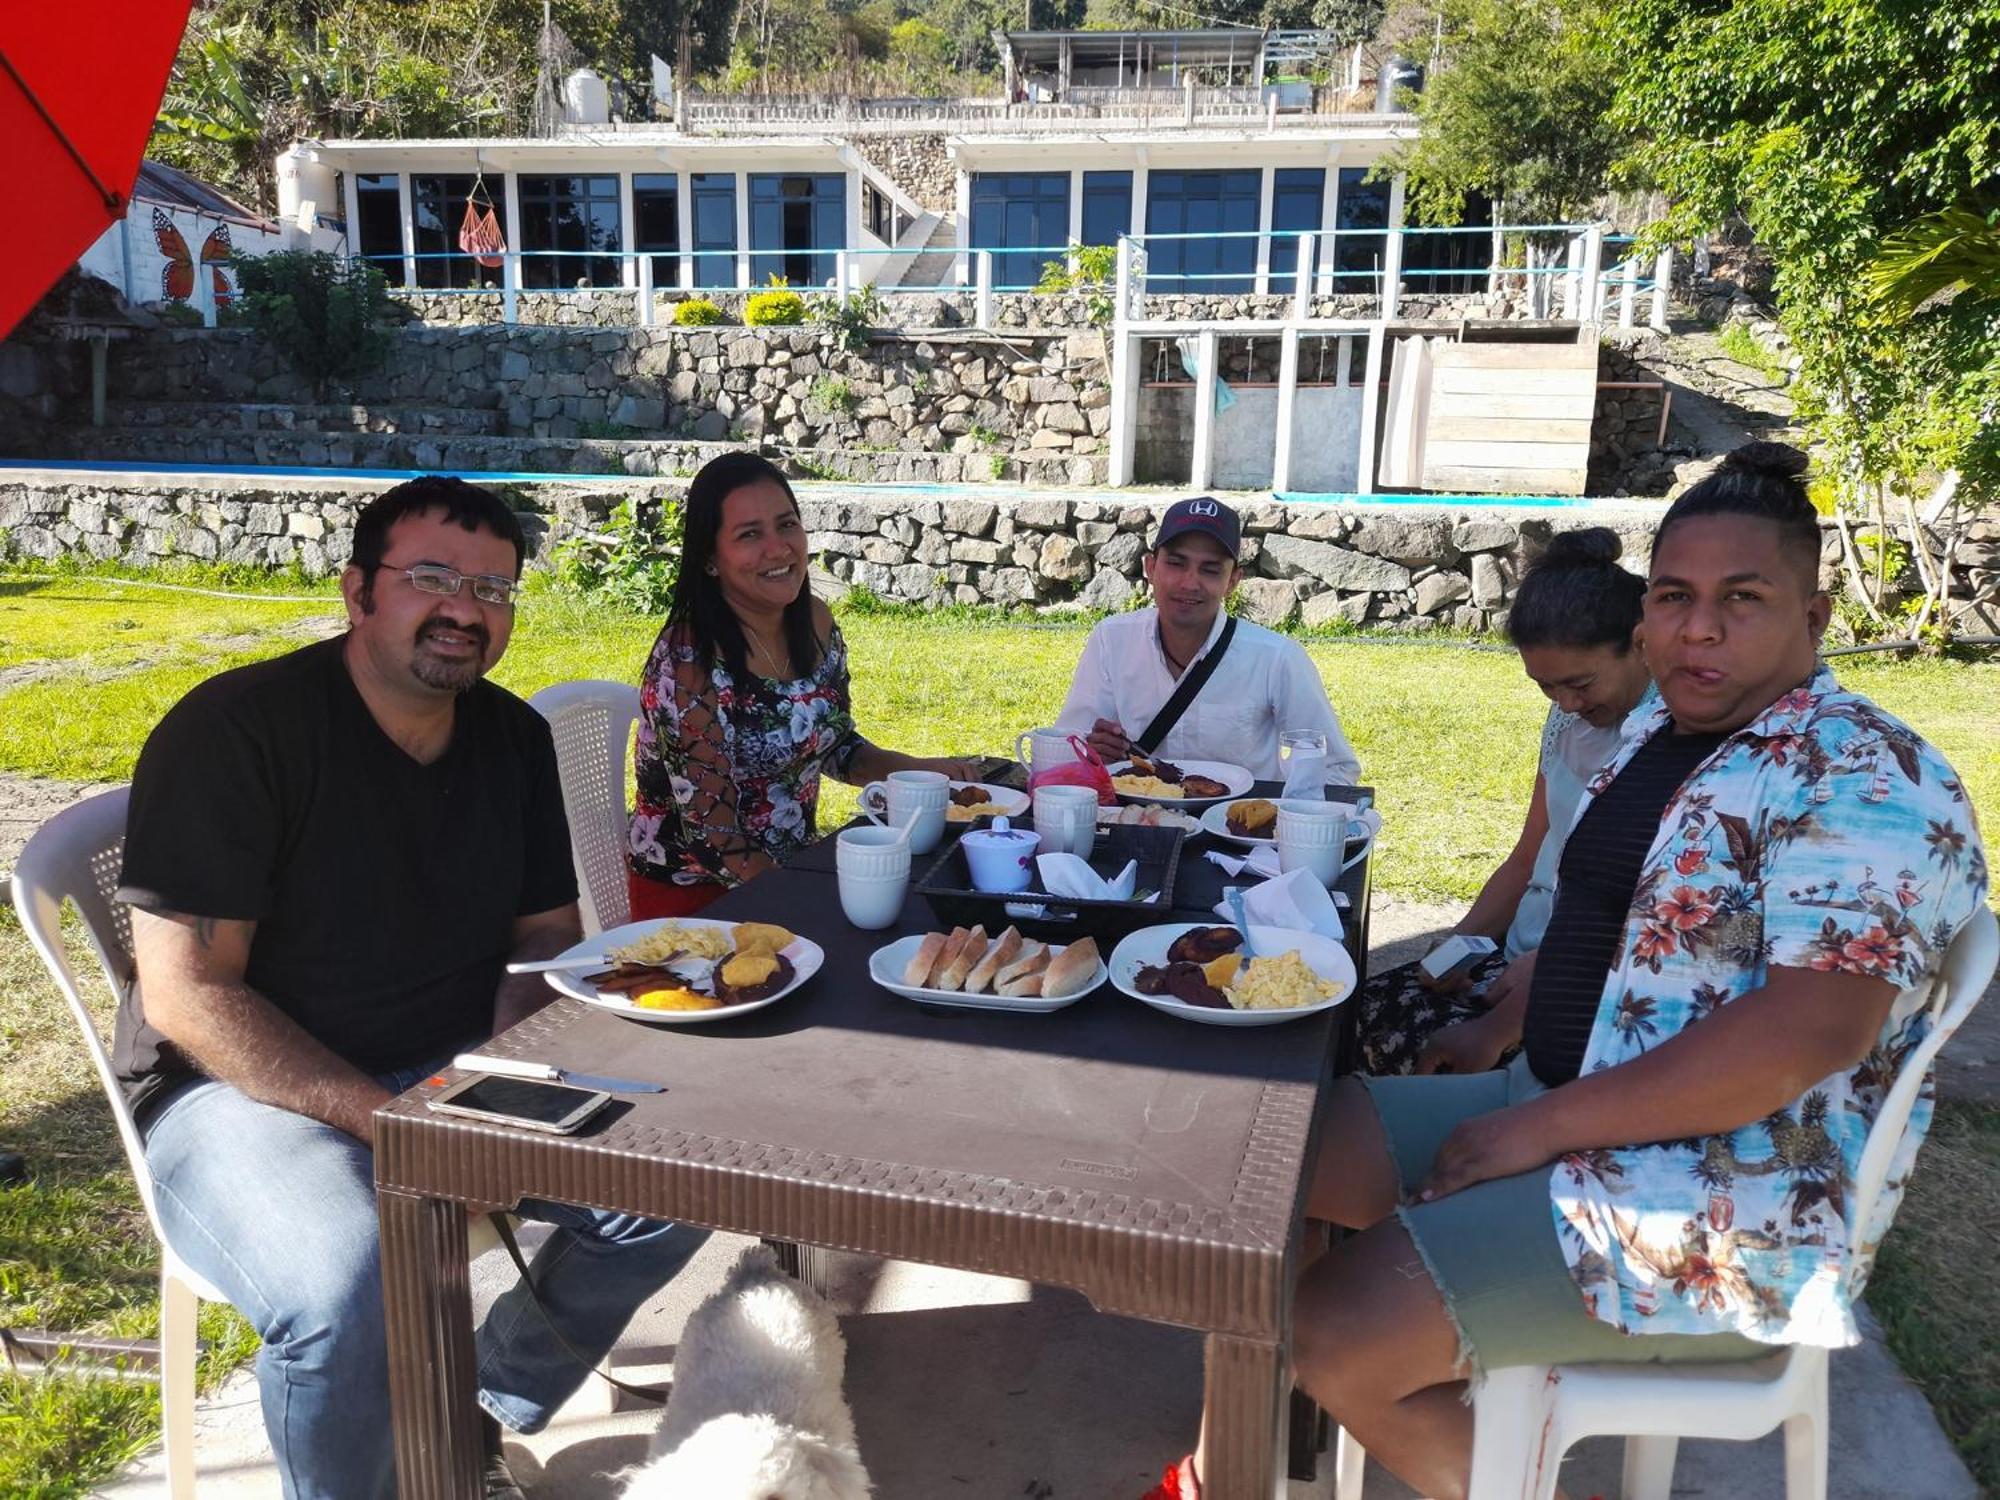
left=869, top=925, right=1105, bottom=1013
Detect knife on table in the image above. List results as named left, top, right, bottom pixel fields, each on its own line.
left=451, top=1052, right=666, bottom=1094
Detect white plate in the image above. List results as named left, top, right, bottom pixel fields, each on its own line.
left=1197, top=801, right=1382, bottom=850
left=868, top=934, right=1105, bottom=1013
left=943, top=781, right=1031, bottom=823
left=1107, top=921, right=1356, bottom=1026
left=546, top=917, right=824, bottom=1026
left=1107, top=758, right=1255, bottom=806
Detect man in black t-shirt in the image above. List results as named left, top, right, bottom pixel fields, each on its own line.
left=117, top=477, right=706, bottom=1500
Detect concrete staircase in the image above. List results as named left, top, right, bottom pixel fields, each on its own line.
left=890, top=213, right=962, bottom=290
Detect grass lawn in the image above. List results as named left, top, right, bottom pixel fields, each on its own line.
left=1, top=573, right=1997, bottom=1492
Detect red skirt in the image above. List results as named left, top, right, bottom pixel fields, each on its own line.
left=627, top=869, right=727, bottom=920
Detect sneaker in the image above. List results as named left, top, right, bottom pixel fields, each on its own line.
left=1139, top=1455, right=1200, bottom=1499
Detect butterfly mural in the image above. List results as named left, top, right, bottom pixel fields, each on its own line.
left=152, top=209, right=233, bottom=307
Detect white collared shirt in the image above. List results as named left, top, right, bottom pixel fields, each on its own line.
left=1056, top=607, right=1361, bottom=783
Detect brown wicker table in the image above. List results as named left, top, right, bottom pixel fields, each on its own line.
left=376, top=799, right=1372, bottom=1499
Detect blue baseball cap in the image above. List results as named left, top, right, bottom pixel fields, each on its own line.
left=1151, top=496, right=1242, bottom=558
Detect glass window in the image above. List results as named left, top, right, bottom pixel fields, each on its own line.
left=517, top=174, right=622, bottom=289
left=1400, top=190, right=1494, bottom=294
left=1334, top=168, right=1392, bottom=290
left=969, top=171, right=1071, bottom=291
left=691, top=173, right=737, bottom=288
left=355, top=173, right=403, bottom=281
left=1144, top=170, right=1259, bottom=294
left=411, top=175, right=506, bottom=289
left=1080, top=171, right=1132, bottom=249
left=633, top=173, right=680, bottom=288
left=1267, top=168, right=1324, bottom=287
left=748, top=173, right=846, bottom=287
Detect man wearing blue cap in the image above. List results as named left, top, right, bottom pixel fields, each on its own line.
left=1056, top=496, right=1359, bottom=782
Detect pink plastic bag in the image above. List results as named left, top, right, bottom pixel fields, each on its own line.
left=1026, top=733, right=1118, bottom=805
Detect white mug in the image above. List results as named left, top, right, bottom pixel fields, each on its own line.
left=837, top=825, right=911, bottom=928
left=1013, top=727, right=1082, bottom=777
left=1276, top=800, right=1347, bottom=886
left=1033, top=784, right=1098, bottom=860
left=861, top=769, right=949, bottom=855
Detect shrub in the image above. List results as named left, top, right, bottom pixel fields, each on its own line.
left=810, top=375, right=859, bottom=417
left=808, top=285, right=885, bottom=352
left=232, top=251, right=394, bottom=398
left=745, top=286, right=807, bottom=326
left=1034, top=241, right=1119, bottom=327
left=549, top=494, right=684, bottom=613
left=673, top=297, right=726, bottom=326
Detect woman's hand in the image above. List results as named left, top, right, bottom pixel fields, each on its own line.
left=1412, top=1102, right=1559, bottom=1203
left=1480, top=949, right=1537, bottom=1012
left=911, top=755, right=981, bottom=782
left=1413, top=1014, right=1511, bottom=1076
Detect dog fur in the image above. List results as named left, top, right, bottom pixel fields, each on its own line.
left=617, top=1245, right=872, bottom=1500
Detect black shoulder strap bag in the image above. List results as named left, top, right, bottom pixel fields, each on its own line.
left=1134, top=615, right=1237, bottom=756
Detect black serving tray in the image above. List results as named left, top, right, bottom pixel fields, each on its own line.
left=913, top=822, right=1186, bottom=945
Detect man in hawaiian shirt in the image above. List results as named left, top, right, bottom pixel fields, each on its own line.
left=1136, top=445, right=1988, bottom=1500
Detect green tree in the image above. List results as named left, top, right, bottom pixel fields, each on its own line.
left=233, top=251, right=396, bottom=398
left=1382, top=0, right=1631, bottom=227
left=1609, top=0, right=2000, bottom=512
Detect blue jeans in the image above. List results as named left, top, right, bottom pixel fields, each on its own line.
left=142, top=1057, right=709, bottom=1500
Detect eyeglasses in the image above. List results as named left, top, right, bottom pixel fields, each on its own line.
left=376, top=561, right=520, bottom=606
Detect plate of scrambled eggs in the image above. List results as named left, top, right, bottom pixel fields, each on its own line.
left=1107, top=921, right=1355, bottom=1026
left=544, top=918, right=825, bottom=1025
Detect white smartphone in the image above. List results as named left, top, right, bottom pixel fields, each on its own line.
left=425, top=1073, right=612, bottom=1135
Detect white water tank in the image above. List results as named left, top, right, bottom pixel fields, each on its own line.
left=275, top=144, right=337, bottom=231
left=562, top=68, right=611, bottom=124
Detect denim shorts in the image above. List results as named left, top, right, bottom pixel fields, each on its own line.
left=1362, top=1055, right=1769, bottom=1373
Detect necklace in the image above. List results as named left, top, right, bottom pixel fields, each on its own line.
left=741, top=618, right=784, bottom=678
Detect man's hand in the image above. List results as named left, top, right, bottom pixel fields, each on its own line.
left=1414, top=1014, right=1510, bottom=1076
left=1087, top=718, right=1132, bottom=763
left=1412, top=1103, right=1557, bottom=1203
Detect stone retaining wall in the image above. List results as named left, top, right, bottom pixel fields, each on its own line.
left=382, top=286, right=1525, bottom=332
left=6, top=478, right=1992, bottom=634
left=103, top=325, right=1113, bottom=458
left=852, top=134, right=955, bottom=210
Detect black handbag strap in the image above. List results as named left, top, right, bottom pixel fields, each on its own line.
left=1135, top=615, right=1237, bottom=755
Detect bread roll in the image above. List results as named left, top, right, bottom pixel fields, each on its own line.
left=994, top=943, right=1049, bottom=997
left=933, top=924, right=988, bottom=992
left=904, top=932, right=949, bottom=987
left=1040, top=936, right=1101, bottom=999
left=964, top=925, right=1023, bottom=995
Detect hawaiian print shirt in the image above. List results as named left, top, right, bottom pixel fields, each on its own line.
left=629, top=623, right=863, bottom=888
left=1550, top=666, right=1988, bottom=1347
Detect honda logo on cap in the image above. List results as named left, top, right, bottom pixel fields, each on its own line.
left=1187, top=499, right=1219, bottom=517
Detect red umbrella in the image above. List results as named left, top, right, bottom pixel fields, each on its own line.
left=0, top=2, right=196, bottom=340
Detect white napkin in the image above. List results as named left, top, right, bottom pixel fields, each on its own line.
left=1204, top=845, right=1282, bottom=879
left=1037, top=852, right=1141, bottom=902
left=1279, top=746, right=1328, bottom=801
left=1215, top=867, right=1345, bottom=941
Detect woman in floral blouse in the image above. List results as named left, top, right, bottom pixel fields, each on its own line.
left=627, top=452, right=972, bottom=918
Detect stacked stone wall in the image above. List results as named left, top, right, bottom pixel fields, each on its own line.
left=102, top=325, right=1113, bottom=467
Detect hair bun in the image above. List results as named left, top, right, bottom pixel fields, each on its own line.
left=1721, top=442, right=1810, bottom=483
left=1539, top=526, right=1623, bottom=567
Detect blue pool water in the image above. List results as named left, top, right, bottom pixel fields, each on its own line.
left=3, top=459, right=1616, bottom=509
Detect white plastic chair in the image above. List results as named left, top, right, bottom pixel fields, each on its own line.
left=12, top=788, right=216, bottom=1499
left=1335, top=904, right=1999, bottom=1500
left=12, top=787, right=515, bottom=1497
left=529, top=680, right=642, bottom=936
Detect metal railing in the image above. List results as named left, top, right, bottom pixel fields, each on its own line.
left=678, top=86, right=1406, bottom=135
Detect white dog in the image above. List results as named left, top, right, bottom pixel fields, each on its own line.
left=617, top=1245, right=872, bottom=1500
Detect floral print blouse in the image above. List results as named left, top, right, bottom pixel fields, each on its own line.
left=1550, top=667, right=1987, bottom=1348
left=629, top=623, right=863, bottom=889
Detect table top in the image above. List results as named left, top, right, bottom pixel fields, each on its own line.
left=374, top=784, right=1371, bottom=1338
